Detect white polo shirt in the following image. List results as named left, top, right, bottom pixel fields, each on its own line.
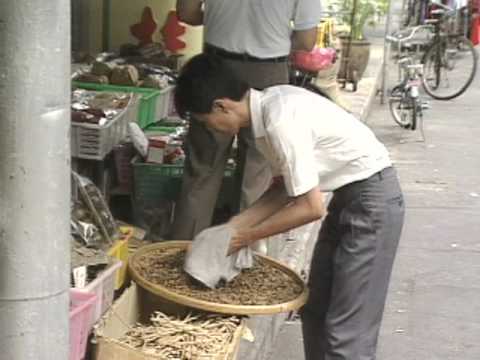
left=249, top=86, right=392, bottom=196
left=203, top=0, right=322, bottom=58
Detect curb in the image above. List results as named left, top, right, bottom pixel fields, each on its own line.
left=339, top=40, right=385, bottom=122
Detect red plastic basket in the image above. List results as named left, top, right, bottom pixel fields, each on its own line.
left=70, top=290, right=96, bottom=360
left=291, top=47, right=336, bottom=73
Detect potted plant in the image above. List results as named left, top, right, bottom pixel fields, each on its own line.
left=328, top=0, right=388, bottom=90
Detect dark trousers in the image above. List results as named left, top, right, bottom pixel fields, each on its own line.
left=301, top=167, right=405, bottom=360
left=171, top=58, right=289, bottom=240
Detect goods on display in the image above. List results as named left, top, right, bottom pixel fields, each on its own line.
left=74, top=172, right=118, bottom=243
left=119, top=312, right=241, bottom=358
left=71, top=200, right=104, bottom=248
left=131, top=248, right=304, bottom=306
left=110, top=65, right=140, bottom=87
left=71, top=236, right=110, bottom=270
left=71, top=89, right=132, bottom=126
left=71, top=173, right=121, bottom=287
left=72, top=47, right=177, bottom=90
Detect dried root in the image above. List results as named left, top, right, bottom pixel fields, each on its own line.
left=132, top=248, right=303, bottom=306
left=120, top=312, right=241, bottom=358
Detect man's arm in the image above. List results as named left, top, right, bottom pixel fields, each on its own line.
left=229, top=179, right=291, bottom=229
left=229, top=185, right=325, bottom=254
left=176, top=0, right=204, bottom=26
left=291, top=27, right=318, bottom=52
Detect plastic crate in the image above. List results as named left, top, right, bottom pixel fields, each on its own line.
left=144, top=125, right=179, bottom=135
left=154, top=85, right=175, bottom=120
left=70, top=290, right=97, bottom=360
left=73, top=81, right=175, bottom=129
left=71, top=94, right=139, bottom=160
left=108, top=226, right=134, bottom=290
left=78, top=260, right=122, bottom=330
left=133, top=162, right=184, bottom=204
left=133, top=161, right=235, bottom=204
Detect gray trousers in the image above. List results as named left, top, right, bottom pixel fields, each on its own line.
left=171, top=59, right=289, bottom=240
left=301, top=167, right=405, bottom=360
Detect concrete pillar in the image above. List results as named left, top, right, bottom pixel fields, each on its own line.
left=0, top=1, right=71, bottom=359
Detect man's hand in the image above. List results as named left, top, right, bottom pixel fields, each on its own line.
left=227, top=229, right=252, bottom=256
left=228, top=186, right=325, bottom=256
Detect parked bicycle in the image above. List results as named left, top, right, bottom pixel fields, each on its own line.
left=387, top=54, right=428, bottom=131
left=421, top=1, right=478, bottom=100
left=386, top=27, right=430, bottom=132
left=403, top=0, right=472, bottom=39
left=403, top=0, right=431, bottom=27
left=392, top=1, right=478, bottom=100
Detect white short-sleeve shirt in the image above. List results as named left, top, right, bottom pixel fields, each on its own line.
left=203, top=0, right=322, bottom=58
left=249, top=86, right=392, bottom=196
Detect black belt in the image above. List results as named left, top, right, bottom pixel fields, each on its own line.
left=204, top=43, right=289, bottom=63
left=334, top=167, right=395, bottom=194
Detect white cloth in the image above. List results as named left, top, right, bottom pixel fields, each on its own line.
left=249, top=85, right=392, bottom=195
left=184, top=224, right=253, bottom=288
left=203, top=0, right=322, bottom=58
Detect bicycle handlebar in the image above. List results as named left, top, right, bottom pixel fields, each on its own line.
left=430, top=0, right=454, bottom=12
left=386, top=25, right=432, bottom=43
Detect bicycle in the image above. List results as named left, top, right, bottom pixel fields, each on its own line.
left=420, top=1, right=478, bottom=100
left=386, top=29, right=431, bottom=133
left=403, top=0, right=431, bottom=27
left=387, top=55, right=428, bottom=131
left=391, top=1, right=478, bottom=100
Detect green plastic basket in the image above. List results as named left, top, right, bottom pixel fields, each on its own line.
left=73, top=82, right=174, bottom=129
left=144, top=125, right=179, bottom=135
left=132, top=161, right=235, bottom=205
left=133, top=162, right=183, bottom=203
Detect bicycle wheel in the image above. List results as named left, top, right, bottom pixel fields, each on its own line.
left=422, top=36, right=478, bottom=100
left=389, top=85, right=416, bottom=130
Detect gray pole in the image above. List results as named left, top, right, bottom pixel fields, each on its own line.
left=381, top=0, right=394, bottom=104
left=0, top=1, right=71, bottom=360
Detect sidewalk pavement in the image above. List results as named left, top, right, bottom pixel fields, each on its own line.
left=372, top=51, right=480, bottom=360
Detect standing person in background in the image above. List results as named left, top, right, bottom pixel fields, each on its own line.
left=172, top=0, right=322, bottom=245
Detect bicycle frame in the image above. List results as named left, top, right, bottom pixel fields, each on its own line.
left=399, top=59, right=424, bottom=98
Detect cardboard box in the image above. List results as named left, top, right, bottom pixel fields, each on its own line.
left=93, top=284, right=245, bottom=360
left=146, top=135, right=169, bottom=164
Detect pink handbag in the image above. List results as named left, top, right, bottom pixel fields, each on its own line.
left=290, top=47, right=337, bottom=73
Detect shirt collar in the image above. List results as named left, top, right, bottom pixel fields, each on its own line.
left=249, top=88, right=266, bottom=139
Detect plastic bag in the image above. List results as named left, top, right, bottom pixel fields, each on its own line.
left=72, top=172, right=118, bottom=244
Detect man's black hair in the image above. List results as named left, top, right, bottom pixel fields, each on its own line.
left=174, top=53, right=249, bottom=118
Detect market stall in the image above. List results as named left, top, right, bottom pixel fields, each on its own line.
left=68, top=6, right=244, bottom=359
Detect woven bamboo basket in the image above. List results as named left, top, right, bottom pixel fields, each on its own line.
left=128, top=241, right=309, bottom=316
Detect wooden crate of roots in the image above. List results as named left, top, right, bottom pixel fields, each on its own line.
left=93, top=284, right=245, bottom=360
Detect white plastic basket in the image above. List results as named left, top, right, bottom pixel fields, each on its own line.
left=71, top=95, right=139, bottom=160
left=153, top=85, right=175, bottom=121
left=77, top=260, right=123, bottom=330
